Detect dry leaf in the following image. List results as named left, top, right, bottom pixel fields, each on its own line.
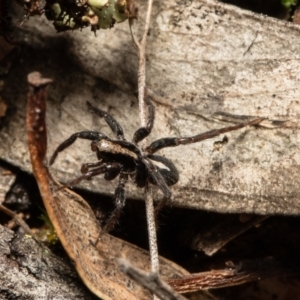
left=26, top=72, right=191, bottom=300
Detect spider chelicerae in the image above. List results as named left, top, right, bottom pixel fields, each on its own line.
left=50, top=101, right=262, bottom=233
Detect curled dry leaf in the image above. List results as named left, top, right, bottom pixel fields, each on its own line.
left=26, top=71, right=190, bottom=300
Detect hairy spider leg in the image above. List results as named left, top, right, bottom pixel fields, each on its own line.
left=49, top=131, right=108, bottom=165
left=142, top=157, right=172, bottom=199
left=147, top=155, right=180, bottom=214
left=81, top=161, right=104, bottom=174
left=94, top=172, right=129, bottom=245
left=81, top=160, right=121, bottom=180
left=87, top=101, right=125, bottom=140
left=132, top=100, right=155, bottom=144
left=142, top=155, right=171, bottom=224
left=63, top=163, right=121, bottom=187
left=147, top=154, right=179, bottom=186
left=146, top=117, right=264, bottom=154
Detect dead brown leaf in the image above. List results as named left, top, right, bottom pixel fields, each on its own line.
left=26, top=71, right=190, bottom=299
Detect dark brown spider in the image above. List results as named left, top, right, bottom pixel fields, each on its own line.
left=50, top=101, right=262, bottom=233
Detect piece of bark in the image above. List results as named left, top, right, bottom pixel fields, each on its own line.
left=1, top=0, right=300, bottom=215
left=0, top=224, right=98, bottom=299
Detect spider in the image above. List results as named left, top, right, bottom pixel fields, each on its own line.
left=50, top=101, right=262, bottom=233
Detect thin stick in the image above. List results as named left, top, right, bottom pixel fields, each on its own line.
left=145, top=185, right=159, bottom=272
left=129, top=0, right=160, bottom=294
left=0, top=204, right=34, bottom=236
left=129, top=23, right=140, bottom=50
left=130, top=0, right=154, bottom=127
left=118, top=258, right=188, bottom=300
left=139, top=0, right=154, bottom=123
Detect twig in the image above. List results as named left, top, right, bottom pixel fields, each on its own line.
left=129, top=23, right=140, bottom=50
left=130, top=0, right=154, bottom=127
left=0, top=204, right=33, bottom=236
left=118, top=258, right=188, bottom=300
left=130, top=0, right=159, bottom=288
left=145, top=185, right=159, bottom=272
left=138, top=0, right=153, bottom=125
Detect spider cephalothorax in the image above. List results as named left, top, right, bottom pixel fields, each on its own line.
left=50, top=101, right=262, bottom=232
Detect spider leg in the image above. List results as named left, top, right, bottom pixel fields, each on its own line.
left=81, top=161, right=104, bottom=174
left=146, top=117, right=263, bottom=154
left=148, top=154, right=179, bottom=186
left=102, top=172, right=128, bottom=234
left=143, top=155, right=178, bottom=218
left=49, top=131, right=108, bottom=165
left=104, top=163, right=122, bottom=180
left=142, top=157, right=172, bottom=199
left=132, top=100, right=155, bottom=144
left=62, top=163, right=121, bottom=188
left=154, top=196, right=169, bottom=219
left=86, top=101, right=125, bottom=140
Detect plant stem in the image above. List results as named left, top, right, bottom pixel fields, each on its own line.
left=129, top=1, right=160, bottom=298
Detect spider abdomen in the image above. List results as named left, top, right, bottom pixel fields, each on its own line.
left=93, top=139, right=139, bottom=172
left=92, top=139, right=140, bottom=159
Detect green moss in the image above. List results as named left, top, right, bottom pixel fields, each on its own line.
left=37, top=213, right=59, bottom=246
